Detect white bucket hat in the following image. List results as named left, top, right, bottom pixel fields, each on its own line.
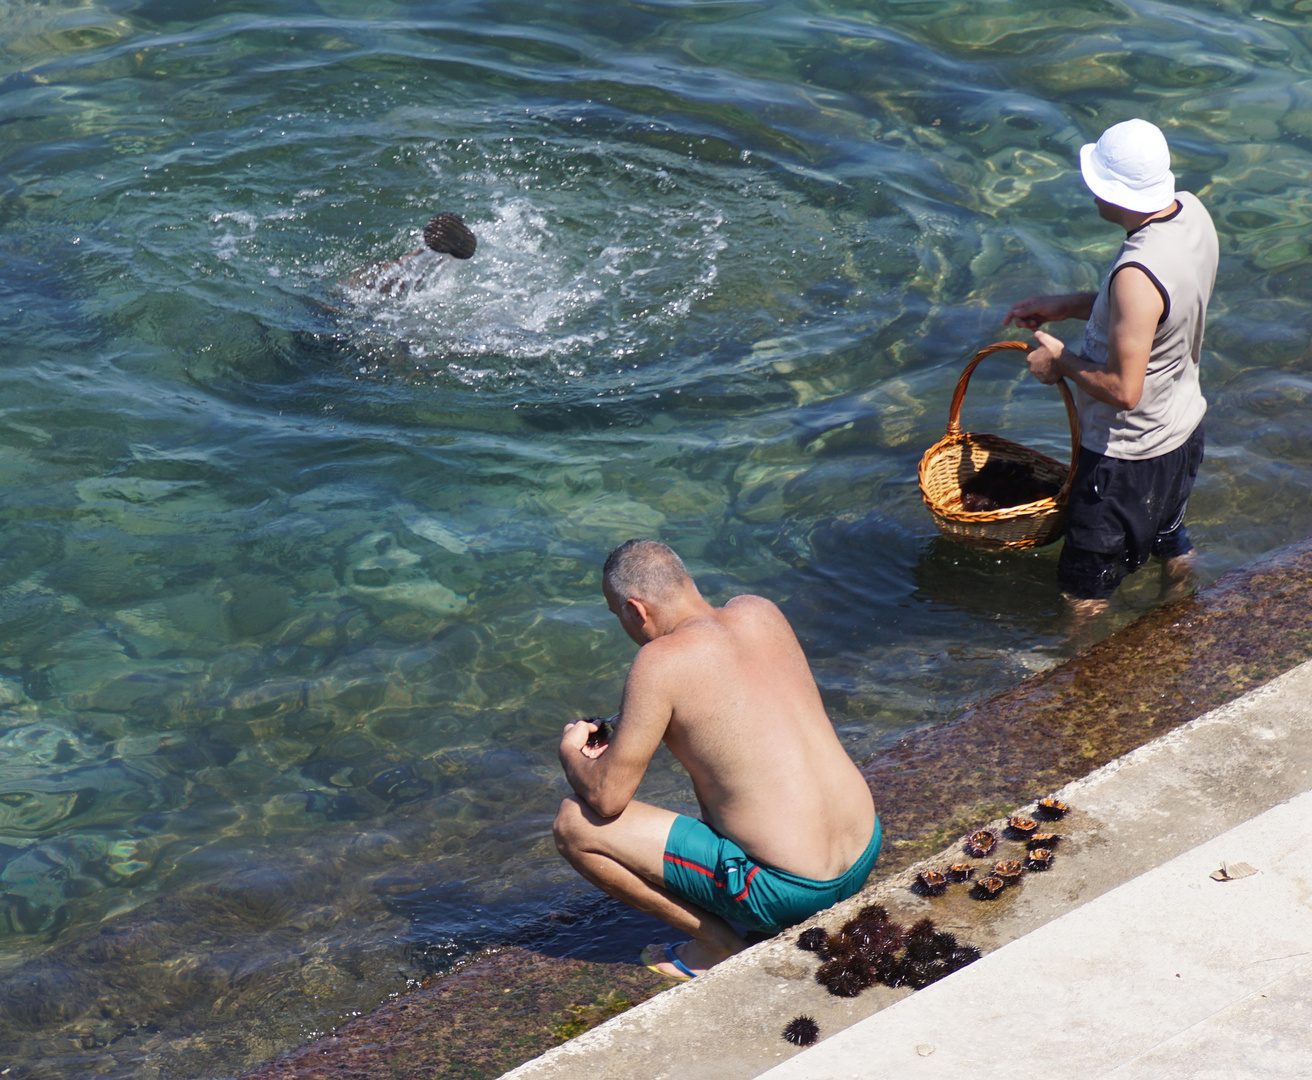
left=1079, top=119, right=1176, bottom=213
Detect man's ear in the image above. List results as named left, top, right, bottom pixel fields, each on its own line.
left=626, top=597, right=652, bottom=628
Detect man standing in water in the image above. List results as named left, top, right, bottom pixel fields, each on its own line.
left=1005, top=119, right=1218, bottom=614
left=554, top=540, right=879, bottom=979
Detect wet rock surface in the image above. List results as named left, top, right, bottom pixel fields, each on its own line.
left=864, top=536, right=1312, bottom=871
left=224, top=537, right=1312, bottom=1079
left=234, top=947, right=666, bottom=1080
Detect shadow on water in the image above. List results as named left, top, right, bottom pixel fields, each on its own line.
left=910, top=535, right=1060, bottom=622
left=388, top=882, right=673, bottom=973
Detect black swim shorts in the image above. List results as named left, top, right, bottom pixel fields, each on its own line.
left=1057, top=424, right=1205, bottom=601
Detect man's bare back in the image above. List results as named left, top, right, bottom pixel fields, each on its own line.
left=553, top=540, right=878, bottom=978
left=629, top=594, right=874, bottom=879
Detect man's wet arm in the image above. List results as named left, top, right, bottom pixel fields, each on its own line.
left=570, top=661, right=672, bottom=816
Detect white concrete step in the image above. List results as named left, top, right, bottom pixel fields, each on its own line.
left=757, top=789, right=1312, bottom=1080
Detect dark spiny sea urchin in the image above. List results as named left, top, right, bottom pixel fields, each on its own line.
left=816, top=955, right=874, bottom=998
left=964, top=829, right=998, bottom=858
left=894, top=957, right=941, bottom=990
left=842, top=917, right=904, bottom=959
left=904, top=917, right=937, bottom=952
left=854, top=903, right=889, bottom=923
left=782, top=1015, right=819, bottom=1046
left=944, top=944, right=981, bottom=972
left=819, top=931, right=858, bottom=961
left=887, top=925, right=980, bottom=989
left=904, top=918, right=957, bottom=962
left=808, top=913, right=982, bottom=998
left=870, top=949, right=898, bottom=981
left=796, top=927, right=829, bottom=953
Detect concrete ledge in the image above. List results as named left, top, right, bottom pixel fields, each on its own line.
left=502, top=660, right=1312, bottom=1080
left=761, top=775, right=1312, bottom=1076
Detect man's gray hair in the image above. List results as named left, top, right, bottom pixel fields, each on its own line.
left=603, top=539, right=691, bottom=602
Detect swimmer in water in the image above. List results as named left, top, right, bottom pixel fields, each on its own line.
left=344, top=211, right=477, bottom=295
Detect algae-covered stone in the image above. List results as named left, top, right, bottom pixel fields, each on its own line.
left=0, top=524, right=64, bottom=589
left=404, top=515, right=472, bottom=554
left=733, top=461, right=809, bottom=523
left=570, top=494, right=667, bottom=533
left=227, top=679, right=307, bottom=719
left=354, top=578, right=468, bottom=615
left=225, top=576, right=294, bottom=640
left=633, top=471, right=729, bottom=525
left=73, top=475, right=205, bottom=509
left=343, top=531, right=471, bottom=616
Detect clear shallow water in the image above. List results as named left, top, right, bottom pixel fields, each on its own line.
left=3, top=0, right=1312, bottom=1073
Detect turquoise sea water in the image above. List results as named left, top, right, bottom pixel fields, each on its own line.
left=3, top=0, right=1312, bottom=1074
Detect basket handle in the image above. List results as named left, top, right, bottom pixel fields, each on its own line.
left=945, top=341, right=1082, bottom=495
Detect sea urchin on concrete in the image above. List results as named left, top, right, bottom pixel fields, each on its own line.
left=796, top=927, right=829, bottom=953
left=782, top=1015, right=820, bottom=1046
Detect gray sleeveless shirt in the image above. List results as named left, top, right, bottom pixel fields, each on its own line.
left=1077, top=190, right=1218, bottom=460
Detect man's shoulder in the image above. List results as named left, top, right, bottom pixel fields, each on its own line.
left=719, top=593, right=793, bottom=634
left=723, top=592, right=781, bottom=617
left=1118, top=191, right=1217, bottom=276
left=1162, top=191, right=1217, bottom=242
left=639, top=595, right=785, bottom=665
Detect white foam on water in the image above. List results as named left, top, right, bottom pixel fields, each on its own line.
left=336, top=186, right=730, bottom=386
left=209, top=209, right=261, bottom=262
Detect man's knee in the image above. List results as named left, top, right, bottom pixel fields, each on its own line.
left=1057, top=543, right=1126, bottom=601
left=553, top=795, right=589, bottom=857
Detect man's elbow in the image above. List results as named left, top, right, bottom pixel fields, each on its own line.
left=1110, top=382, right=1143, bottom=410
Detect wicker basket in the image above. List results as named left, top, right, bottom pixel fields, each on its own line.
left=918, top=341, right=1080, bottom=550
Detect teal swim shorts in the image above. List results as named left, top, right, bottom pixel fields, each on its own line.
left=662, top=814, right=882, bottom=932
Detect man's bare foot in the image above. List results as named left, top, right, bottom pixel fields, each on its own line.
left=640, top=938, right=741, bottom=979
left=1063, top=594, right=1109, bottom=618
left=1060, top=592, right=1110, bottom=652
left=1159, top=552, right=1197, bottom=604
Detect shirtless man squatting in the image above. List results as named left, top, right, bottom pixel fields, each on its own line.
left=554, top=539, right=880, bottom=979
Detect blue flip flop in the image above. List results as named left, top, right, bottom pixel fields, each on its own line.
left=641, top=941, right=697, bottom=980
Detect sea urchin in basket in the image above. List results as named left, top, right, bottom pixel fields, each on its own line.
left=918, top=341, right=1080, bottom=550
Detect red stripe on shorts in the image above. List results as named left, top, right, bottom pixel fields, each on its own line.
left=664, top=854, right=716, bottom=880
left=732, top=865, right=759, bottom=902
